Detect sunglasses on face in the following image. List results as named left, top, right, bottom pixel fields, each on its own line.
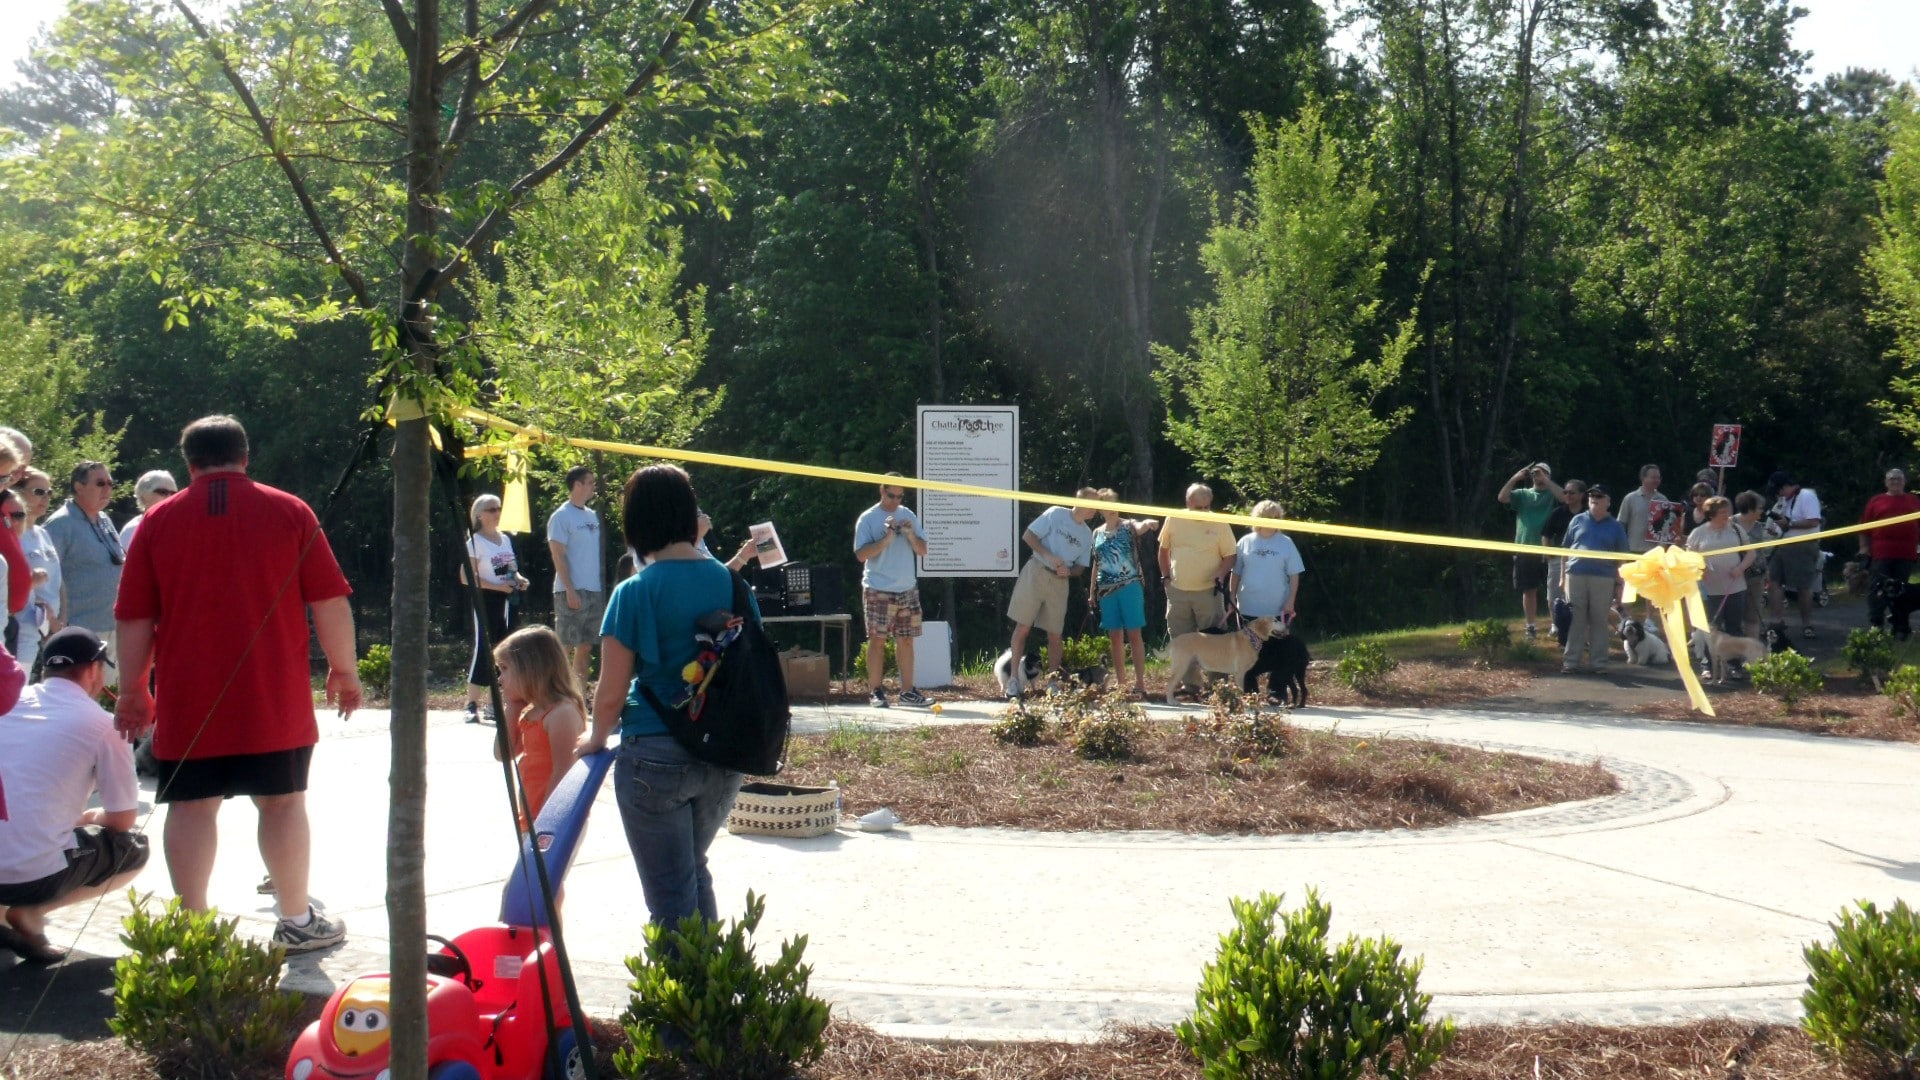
left=881, top=491, right=903, bottom=501
left=28, top=488, right=49, bottom=497
left=151, top=488, right=176, bottom=496
left=87, top=478, right=112, bottom=488
left=3, top=512, right=23, bottom=522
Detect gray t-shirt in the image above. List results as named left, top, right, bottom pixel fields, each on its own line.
left=42, top=503, right=123, bottom=632
left=546, top=501, right=604, bottom=594
left=1025, top=506, right=1093, bottom=568
left=854, top=504, right=923, bottom=593
left=1616, top=488, right=1666, bottom=554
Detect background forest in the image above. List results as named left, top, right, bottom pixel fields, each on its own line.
left=3, top=0, right=1918, bottom=661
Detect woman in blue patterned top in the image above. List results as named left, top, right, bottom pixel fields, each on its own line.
left=1091, top=488, right=1160, bottom=698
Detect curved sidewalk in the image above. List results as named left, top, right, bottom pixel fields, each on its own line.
left=35, top=699, right=1920, bottom=1041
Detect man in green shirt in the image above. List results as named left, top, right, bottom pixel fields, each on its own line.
left=1498, top=462, right=1564, bottom=639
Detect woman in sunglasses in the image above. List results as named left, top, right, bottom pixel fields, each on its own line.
left=0, top=439, right=32, bottom=651
left=13, top=468, right=62, bottom=673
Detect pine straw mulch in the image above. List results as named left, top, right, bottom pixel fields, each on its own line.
left=780, top=715, right=1616, bottom=834
left=1, top=1017, right=1850, bottom=1080
left=1633, top=676, right=1920, bottom=742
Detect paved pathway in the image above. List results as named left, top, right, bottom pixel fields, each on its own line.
left=12, top=688, right=1918, bottom=1042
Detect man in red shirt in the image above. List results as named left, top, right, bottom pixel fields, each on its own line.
left=1860, top=468, right=1920, bottom=639
left=113, top=415, right=362, bottom=953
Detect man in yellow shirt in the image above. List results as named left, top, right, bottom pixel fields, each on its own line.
left=1158, top=483, right=1237, bottom=697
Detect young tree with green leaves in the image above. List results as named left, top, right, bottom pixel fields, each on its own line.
left=1873, top=95, right=1920, bottom=446
left=1155, top=104, right=1416, bottom=516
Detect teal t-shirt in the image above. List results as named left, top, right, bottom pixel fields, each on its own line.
left=600, top=558, right=758, bottom=738
left=1509, top=487, right=1557, bottom=545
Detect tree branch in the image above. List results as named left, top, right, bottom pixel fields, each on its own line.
left=436, top=0, right=556, bottom=89
left=380, top=0, right=417, bottom=65
left=424, top=0, right=713, bottom=300
left=168, top=0, right=374, bottom=310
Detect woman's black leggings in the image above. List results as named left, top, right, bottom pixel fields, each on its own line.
left=468, top=589, right=516, bottom=686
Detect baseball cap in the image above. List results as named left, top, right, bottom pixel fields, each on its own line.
left=1586, top=484, right=1611, bottom=498
left=1767, top=470, right=1794, bottom=489
left=41, top=626, right=114, bottom=671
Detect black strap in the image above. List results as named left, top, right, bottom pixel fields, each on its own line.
left=638, top=566, right=754, bottom=720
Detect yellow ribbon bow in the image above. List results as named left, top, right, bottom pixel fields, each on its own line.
left=1618, top=546, right=1714, bottom=715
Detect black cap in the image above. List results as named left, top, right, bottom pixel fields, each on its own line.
left=1768, top=470, right=1794, bottom=489
left=41, top=626, right=113, bottom=671
left=1586, top=484, right=1611, bottom=498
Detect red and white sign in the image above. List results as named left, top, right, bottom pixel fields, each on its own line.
left=1709, top=424, right=1741, bottom=468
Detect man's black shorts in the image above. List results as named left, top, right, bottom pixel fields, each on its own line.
left=1512, top=554, right=1549, bottom=591
left=152, top=746, right=314, bottom=804
left=0, top=826, right=151, bottom=907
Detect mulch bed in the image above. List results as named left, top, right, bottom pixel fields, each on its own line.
left=16, top=1018, right=1843, bottom=1080
left=781, top=718, right=1616, bottom=833
left=1634, top=677, right=1920, bottom=741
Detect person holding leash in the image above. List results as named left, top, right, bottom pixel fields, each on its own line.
left=1158, top=483, right=1236, bottom=699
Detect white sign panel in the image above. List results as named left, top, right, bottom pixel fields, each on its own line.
left=916, top=405, right=1020, bottom=577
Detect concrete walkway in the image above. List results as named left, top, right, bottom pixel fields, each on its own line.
left=19, top=695, right=1919, bottom=1041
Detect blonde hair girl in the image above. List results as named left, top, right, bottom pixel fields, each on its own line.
left=491, top=626, right=586, bottom=824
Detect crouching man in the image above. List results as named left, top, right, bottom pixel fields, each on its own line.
left=0, top=627, right=149, bottom=964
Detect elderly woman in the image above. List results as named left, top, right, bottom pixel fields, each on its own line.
left=464, top=493, right=530, bottom=724
left=116, top=470, right=179, bottom=551
left=578, top=464, right=755, bottom=925
left=1685, top=495, right=1755, bottom=636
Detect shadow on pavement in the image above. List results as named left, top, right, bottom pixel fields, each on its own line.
left=0, top=952, right=118, bottom=1044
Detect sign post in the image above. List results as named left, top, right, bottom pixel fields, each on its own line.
left=916, top=405, right=1020, bottom=577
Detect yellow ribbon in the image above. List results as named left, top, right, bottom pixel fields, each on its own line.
left=1618, top=546, right=1714, bottom=715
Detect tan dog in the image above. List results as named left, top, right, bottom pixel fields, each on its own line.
left=1165, top=618, right=1275, bottom=704
left=1708, top=629, right=1769, bottom=685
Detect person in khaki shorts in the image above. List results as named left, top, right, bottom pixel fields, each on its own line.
left=1007, top=491, right=1099, bottom=677
left=1159, top=483, right=1237, bottom=697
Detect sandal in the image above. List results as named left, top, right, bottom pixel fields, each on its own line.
left=0, top=925, right=68, bottom=965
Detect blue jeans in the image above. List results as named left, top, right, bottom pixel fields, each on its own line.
left=613, top=736, right=743, bottom=925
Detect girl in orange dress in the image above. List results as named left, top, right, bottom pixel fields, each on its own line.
left=492, top=626, right=586, bottom=826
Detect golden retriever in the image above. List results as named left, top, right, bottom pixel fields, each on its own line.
left=1165, top=618, right=1276, bottom=705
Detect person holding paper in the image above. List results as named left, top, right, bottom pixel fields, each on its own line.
left=853, top=475, right=932, bottom=709
left=1006, top=491, right=1099, bottom=678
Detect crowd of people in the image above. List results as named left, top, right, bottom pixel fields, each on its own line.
left=1498, top=461, right=1920, bottom=675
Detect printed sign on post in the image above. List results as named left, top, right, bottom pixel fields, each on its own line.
left=1644, top=498, right=1684, bottom=547
left=917, top=405, right=1020, bottom=577
left=1710, top=424, right=1741, bottom=468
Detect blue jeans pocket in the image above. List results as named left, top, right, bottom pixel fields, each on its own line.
left=619, top=749, right=691, bottom=813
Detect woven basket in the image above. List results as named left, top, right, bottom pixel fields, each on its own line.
left=726, top=781, right=842, bottom=838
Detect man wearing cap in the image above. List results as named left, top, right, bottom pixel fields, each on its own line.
left=1497, top=463, right=1564, bottom=640
left=113, top=415, right=361, bottom=954
left=1560, top=485, right=1630, bottom=674
left=1766, top=471, right=1823, bottom=639
left=116, top=470, right=179, bottom=551
left=0, top=627, right=149, bottom=965
left=1008, top=492, right=1099, bottom=678
left=1860, top=468, right=1920, bottom=638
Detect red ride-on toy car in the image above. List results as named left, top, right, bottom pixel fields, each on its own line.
left=286, top=750, right=613, bottom=1080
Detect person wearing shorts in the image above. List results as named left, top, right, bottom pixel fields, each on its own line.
left=0, top=627, right=149, bottom=964
left=548, top=466, right=606, bottom=684
left=115, top=416, right=360, bottom=954
left=1091, top=490, right=1158, bottom=696
left=1765, top=472, right=1823, bottom=639
left=854, top=477, right=931, bottom=709
left=1158, top=483, right=1237, bottom=696
left=1497, top=463, right=1562, bottom=639
left=1007, top=492, right=1099, bottom=677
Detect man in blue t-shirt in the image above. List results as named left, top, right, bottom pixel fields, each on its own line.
left=1006, top=491, right=1098, bottom=677
left=547, top=466, right=605, bottom=684
left=1561, top=484, right=1630, bottom=674
left=853, top=475, right=932, bottom=709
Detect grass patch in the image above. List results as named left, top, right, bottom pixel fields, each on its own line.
left=781, top=721, right=1614, bottom=833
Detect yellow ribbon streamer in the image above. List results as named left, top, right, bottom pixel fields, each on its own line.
left=1618, top=546, right=1715, bottom=715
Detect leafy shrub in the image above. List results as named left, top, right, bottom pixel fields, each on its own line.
left=1506, top=640, right=1547, bottom=664
left=1178, top=890, right=1456, bottom=1080
left=990, top=703, right=1048, bottom=747
left=112, top=893, right=305, bottom=1079
left=1335, top=639, right=1398, bottom=694
left=1062, top=634, right=1111, bottom=673
left=357, top=643, right=391, bottom=699
left=1802, top=898, right=1920, bottom=1077
left=1887, top=664, right=1920, bottom=721
left=856, top=638, right=897, bottom=678
left=1186, top=684, right=1292, bottom=759
left=1457, top=619, right=1511, bottom=665
left=1846, top=627, right=1898, bottom=684
left=1750, top=650, right=1825, bottom=707
left=1067, top=703, right=1142, bottom=761
left=617, top=891, right=830, bottom=1079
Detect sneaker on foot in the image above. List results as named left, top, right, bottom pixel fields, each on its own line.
left=1524, top=624, right=1539, bottom=640
left=464, top=702, right=482, bottom=725
left=869, top=688, right=889, bottom=709
left=898, top=689, right=932, bottom=707
left=273, top=907, right=345, bottom=953
left=256, top=874, right=276, bottom=895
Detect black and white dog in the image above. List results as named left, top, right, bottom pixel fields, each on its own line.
left=1241, top=623, right=1310, bottom=707
left=994, top=650, right=1044, bottom=698
left=1873, top=577, right=1920, bottom=640
left=1620, top=619, right=1671, bottom=666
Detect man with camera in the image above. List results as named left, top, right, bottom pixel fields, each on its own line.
left=1497, top=462, right=1564, bottom=640
left=854, top=475, right=931, bottom=708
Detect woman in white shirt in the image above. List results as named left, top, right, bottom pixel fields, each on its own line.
left=465, top=494, right=530, bottom=723
left=14, top=468, right=62, bottom=673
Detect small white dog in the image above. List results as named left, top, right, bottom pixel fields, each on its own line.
left=1621, top=619, right=1671, bottom=666
left=994, top=650, right=1044, bottom=698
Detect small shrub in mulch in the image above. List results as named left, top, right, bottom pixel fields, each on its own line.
left=782, top=717, right=1614, bottom=834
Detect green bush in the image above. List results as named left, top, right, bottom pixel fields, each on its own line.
left=989, top=703, right=1048, bottom=747
left=1457, top=619, right=1511, bottom=665
left=1062, top=634, right=1110, bottom=673
left=1750, top=650, right=1825, bottom=708
left=1886, top=664, right=1920, bottom=721
left=1067, top=702, right=1142, bottom=761
left=1335, top=640, right=1398, bottom=694
left=357, top=643, right=391, bottom=698
left=1178, top=890, right=1456, bottom=1080
left=617, top=891, right=830, bottom=1080
left=1802, top=898, right=1920, bottom=1077
left=1846, top=627, right=1898, bottom=684
left=856, top=638, right=897, bottom=678
left=112, top=893, right=305, bottom=1079
left=1186, top=684, right=1292, bottom=759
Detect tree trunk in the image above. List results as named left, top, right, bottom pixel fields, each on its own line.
left=1093, top=61, right=1163, bottom=501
